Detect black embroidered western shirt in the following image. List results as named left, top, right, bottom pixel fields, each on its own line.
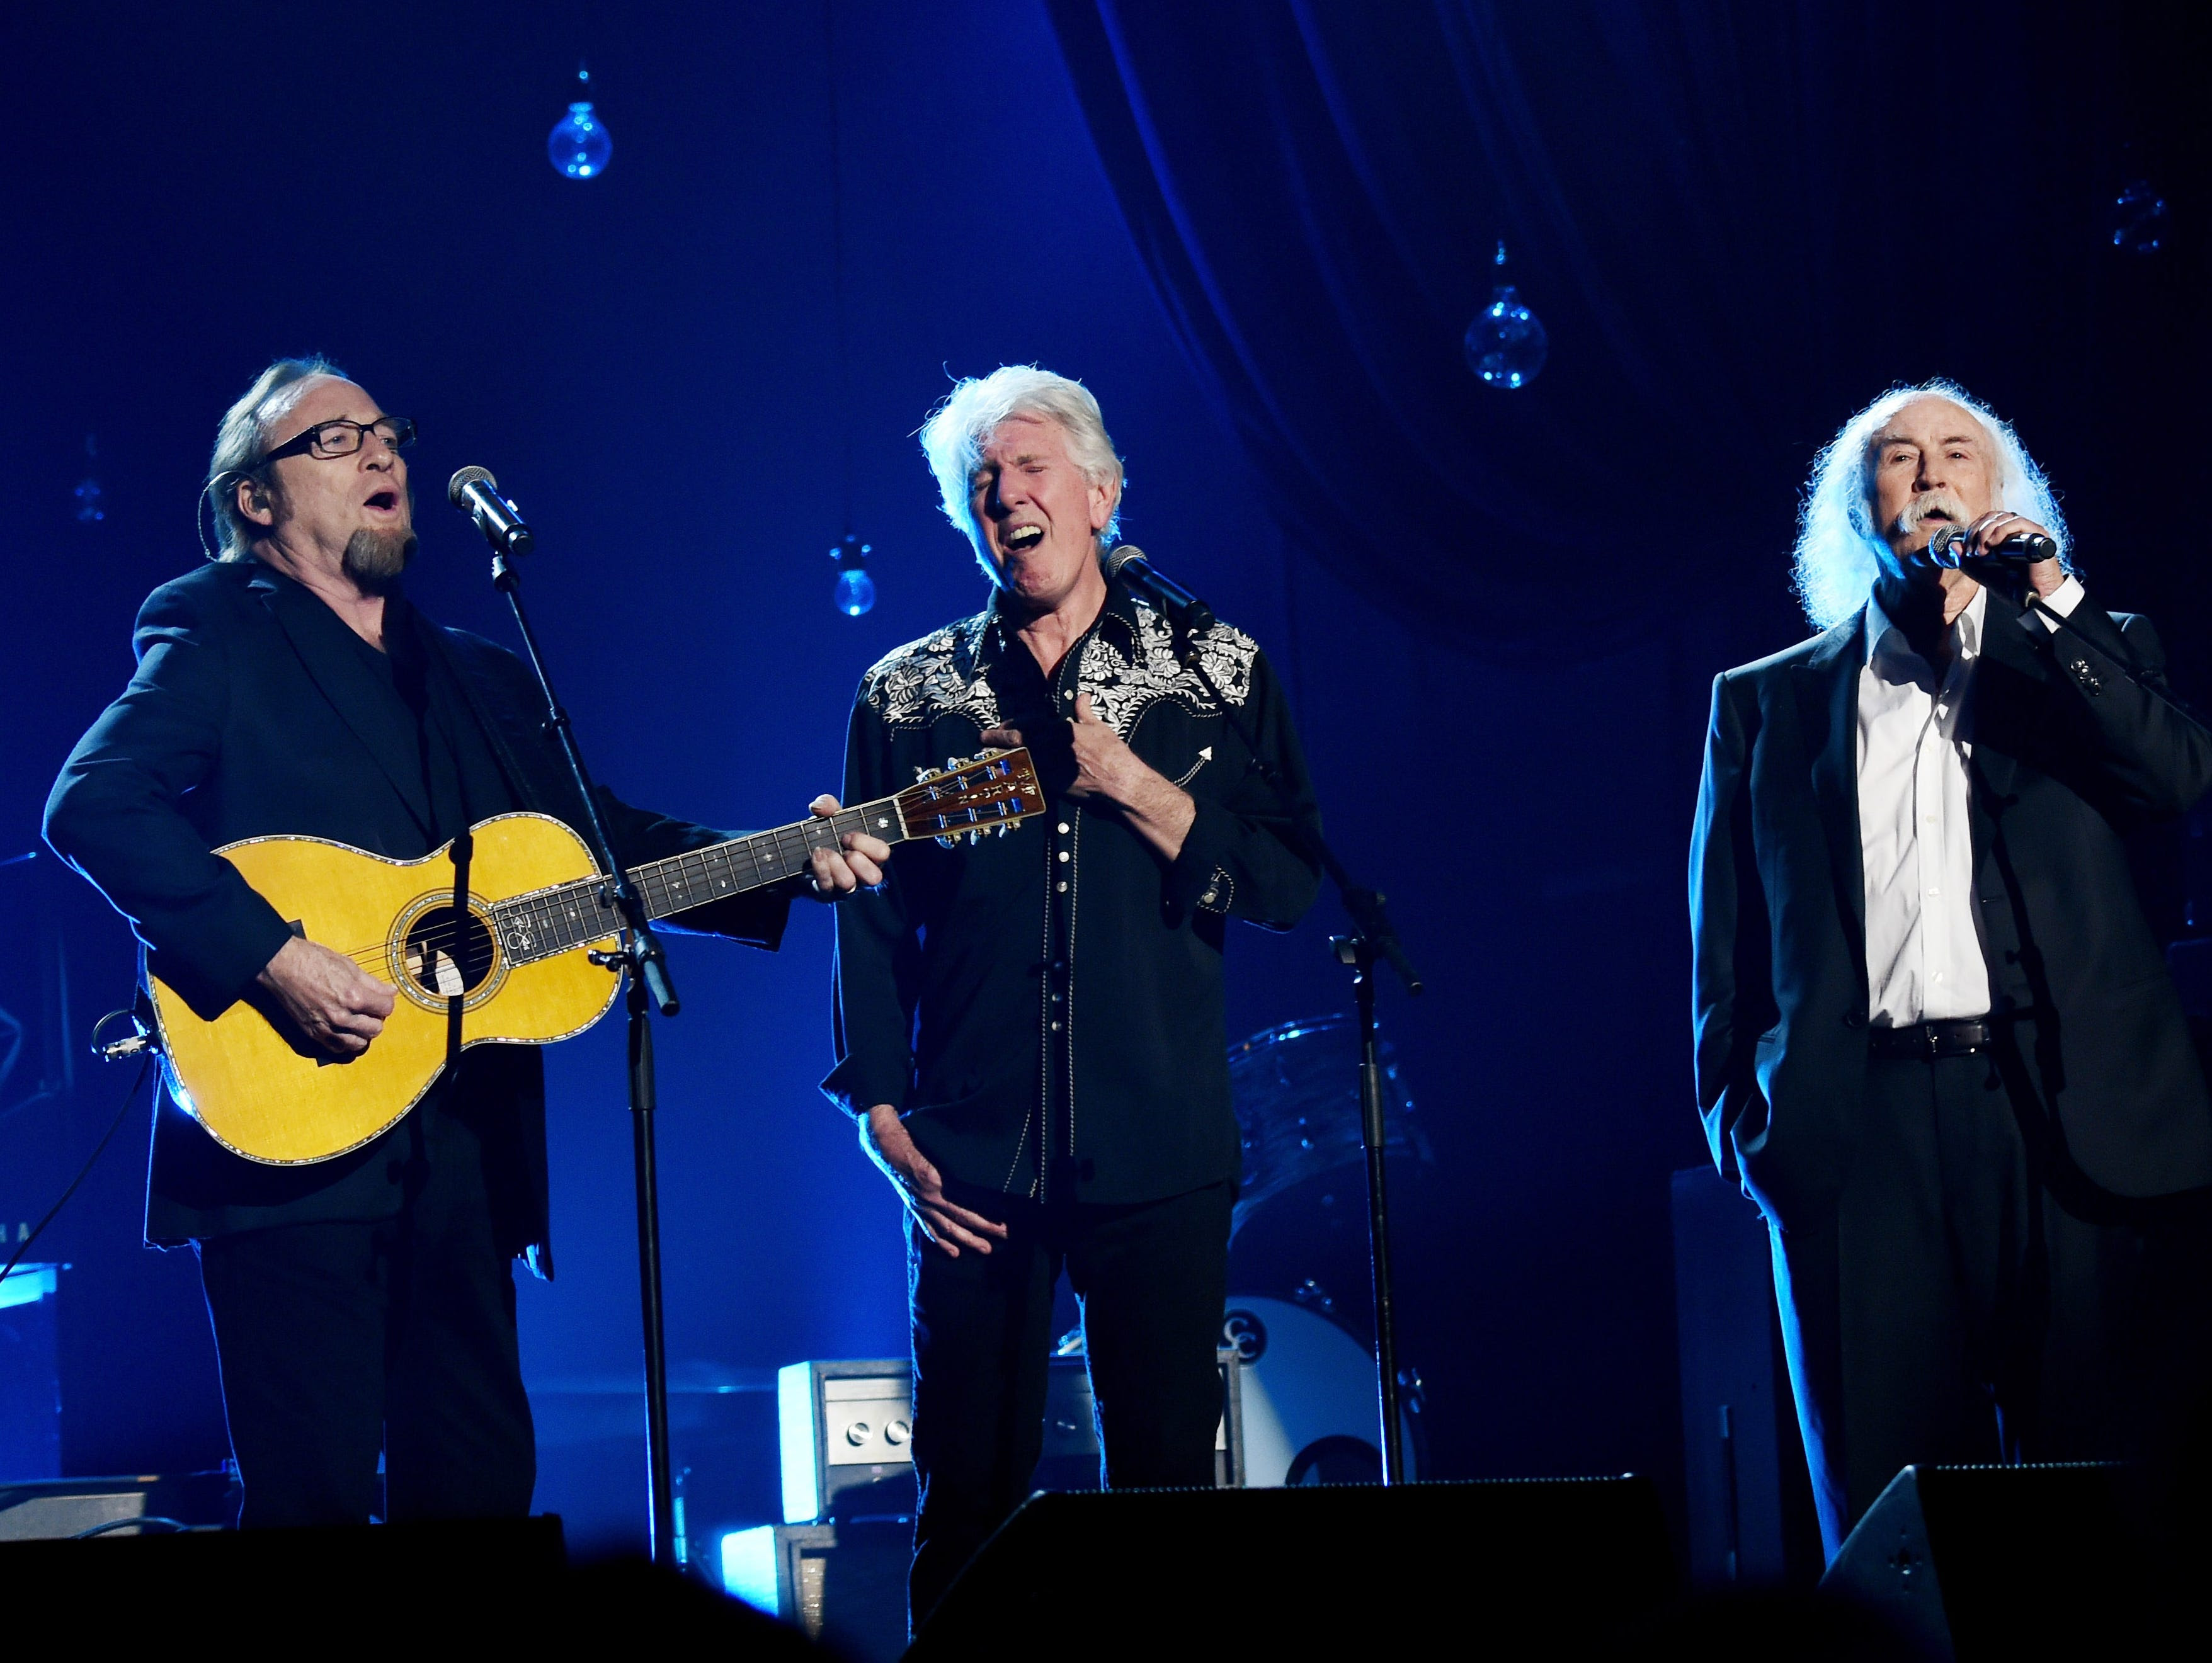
left=822, top=577, right=1321, bottom=1205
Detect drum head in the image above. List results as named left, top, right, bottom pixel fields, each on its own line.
left=1223, top=1295, right=1422, bottom=1487
left=1229, top=1014, right=1425, bottom=1240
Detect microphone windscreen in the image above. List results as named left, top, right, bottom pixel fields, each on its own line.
left=447, top=465, right=496, bottom=509
left=1103, top=543, right=1145, bottom=575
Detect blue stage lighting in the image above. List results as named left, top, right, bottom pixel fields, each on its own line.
left=832, top=533, right=875, bottom=616
left=549, top=100, right=612, bottom=180
left=1464, top=241, right=1549, bottom=390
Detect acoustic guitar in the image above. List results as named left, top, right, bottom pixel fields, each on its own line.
left=149, top=748, right=1043, bottom=1166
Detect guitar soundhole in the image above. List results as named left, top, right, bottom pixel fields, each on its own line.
left=403, top=905, right=497, bottom=999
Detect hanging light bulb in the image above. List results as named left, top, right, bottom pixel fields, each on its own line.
left=74, top=433, right=105, bottom=524
left=832, top=533, right=875, bottom=616
left=2109, top=180, right=2167, bottom=255
left=1464, top=241, right=1549, bottom=390
left=549, top=66, right=613, bottom=180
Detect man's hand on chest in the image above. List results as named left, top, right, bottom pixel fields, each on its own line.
left=980, top=694, right=1197, bottom=861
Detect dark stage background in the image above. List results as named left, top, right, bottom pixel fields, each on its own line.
left=1, top=0, right=2205, bottom=1557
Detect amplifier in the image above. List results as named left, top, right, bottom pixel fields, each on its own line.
left=0, top=1469, right=238, bottom=1540
left=1035, top=1346, right=1245, bottom=1489
left=778, top=1359, right=915, bottom=1524
left=0, top=1263, right=60, bottom=1482
left=779, top=1348, right=1248, bottom=1523
left=721, top=1516, right=909, bottom=1663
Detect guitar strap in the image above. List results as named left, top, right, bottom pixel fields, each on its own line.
left=409, top=618, right=494, bottom=1072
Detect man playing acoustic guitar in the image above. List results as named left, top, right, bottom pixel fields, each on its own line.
left=44, top=356, right=889, bottom=1528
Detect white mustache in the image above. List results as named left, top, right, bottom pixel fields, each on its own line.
left=1894, top=491, right=1975, bottom=537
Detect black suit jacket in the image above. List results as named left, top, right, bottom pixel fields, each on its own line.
left=45, top=558, right=789, bottom=1256
left=1690, top=587, right=2212, bottom=1227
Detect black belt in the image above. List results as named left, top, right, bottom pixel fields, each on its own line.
left=1868, top=1017, right=1995, bottom=1060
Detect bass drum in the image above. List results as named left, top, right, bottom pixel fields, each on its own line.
left=1223, top=1295, right=1422, bottom=1487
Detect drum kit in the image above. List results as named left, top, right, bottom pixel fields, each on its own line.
left=1221, top=1014, right=1431, bottom=1485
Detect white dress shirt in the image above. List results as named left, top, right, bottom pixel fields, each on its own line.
left=1857, top=576, right=2084, bottom=1027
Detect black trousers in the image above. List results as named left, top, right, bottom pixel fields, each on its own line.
left=1770, top=1052, right=2211, bottom=1557
left=907, top=1179, right=1232, bottom=1630
left=195, top=1100, right=535, bottom=1530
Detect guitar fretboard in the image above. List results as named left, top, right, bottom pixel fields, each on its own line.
left=488, top=802, right=905, bottom=966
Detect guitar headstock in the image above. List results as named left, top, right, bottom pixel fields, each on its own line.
left=896, top=747, right=1046, bottom=845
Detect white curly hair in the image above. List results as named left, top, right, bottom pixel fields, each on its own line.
left=1792, top=379, right=2070, bottom=631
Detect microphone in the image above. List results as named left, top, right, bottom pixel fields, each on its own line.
left=1103, top=545, right=1215, bottom=632
left=448, top=466, right=535, bottom=558
left=1929, top=524, right=2058, bottom=569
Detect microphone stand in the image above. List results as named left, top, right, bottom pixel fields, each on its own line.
left=1162, top=592, right=1424, bottom=1486
left=484, top=541, right=685, bottom=1567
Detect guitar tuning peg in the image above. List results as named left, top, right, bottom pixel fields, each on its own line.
left=966, top=829, right=983, bottom=845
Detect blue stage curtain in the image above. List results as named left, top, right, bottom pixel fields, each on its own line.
left=1043, top=1, right=2162, bottom=652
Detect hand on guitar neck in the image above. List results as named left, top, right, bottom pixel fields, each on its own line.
left=802, top=795, right=890, bottom=897
left=251, top=797, right=888, bottom=1062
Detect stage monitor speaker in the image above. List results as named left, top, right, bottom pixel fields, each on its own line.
left=0, top=1516, right=816, bottom=1650
left=1820, top=1463, right=2157, bottom=1659
left=907, top=1477, right=1673, bottom=1658
left=0, top=1515, right=567, bottom=1634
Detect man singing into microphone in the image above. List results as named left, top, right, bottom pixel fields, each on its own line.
left=1690, top=379, right=2212, bottom=1555
left=824, top=366, right=1319, bottom=1628
left=44, top=356, right=887, bottom=1527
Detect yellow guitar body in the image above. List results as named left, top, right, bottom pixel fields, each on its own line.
left=141, top=746, right=1046, bottom=1167
left=149, top=813, right=620, bottom=1166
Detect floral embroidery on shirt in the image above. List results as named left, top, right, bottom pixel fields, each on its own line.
left=860, top=613, right=1002, bottom=732
left=1078, top=599, right=1257, bottom=736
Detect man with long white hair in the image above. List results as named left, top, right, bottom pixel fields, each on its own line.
left=1690, top=380, right=2212, bottom=1555
left=824, top=366, right=1319, bottom=1628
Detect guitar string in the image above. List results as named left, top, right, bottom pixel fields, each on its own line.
left=324, top=817, right=864, bottom=968
left=312, top=780, right=1034, bottom=971
left=324, top=771, right=1034, bottom=967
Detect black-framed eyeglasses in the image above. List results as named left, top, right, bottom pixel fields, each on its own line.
left=251, top=414, right=417, bottom=470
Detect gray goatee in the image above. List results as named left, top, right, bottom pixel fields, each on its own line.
left=343, top=527, right=417, bottom=593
